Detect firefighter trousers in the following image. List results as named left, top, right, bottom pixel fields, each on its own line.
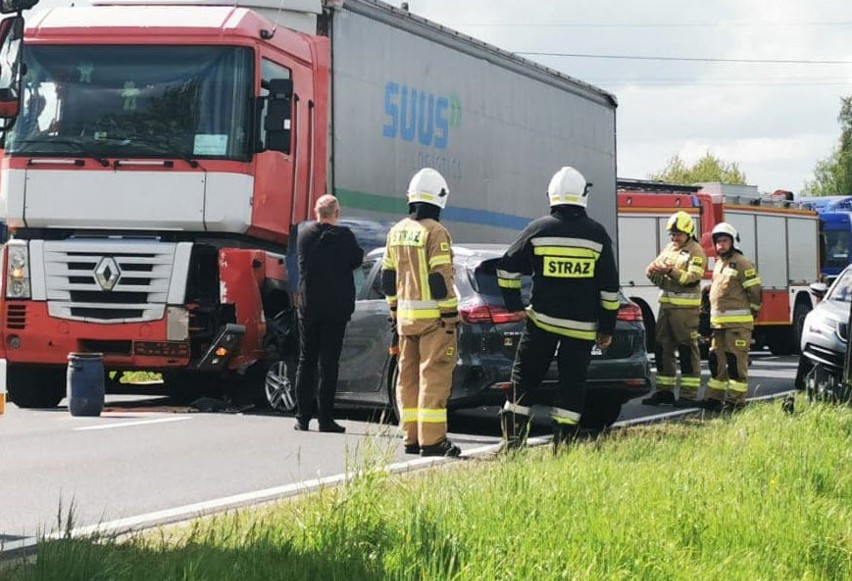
left=706, top=327, right=751, bottom=404
left=655, top=307, right=701, bottom=400
left=506, top=319, right=593, bottom=431
left=396, top=322, right=457, bottom=447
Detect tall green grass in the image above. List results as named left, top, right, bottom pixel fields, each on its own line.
left=4, top=398, right=851, bottom=580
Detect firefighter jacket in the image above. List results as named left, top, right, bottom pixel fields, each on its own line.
left=646, top=238, right=707, bottom=309
left=496, top=206, right=620, bottom=340
left=382, top=217, right=458, bottom=336
left=709, top=250, right=762, bottom=329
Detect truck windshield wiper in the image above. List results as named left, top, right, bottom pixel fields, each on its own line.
left=124, top=135, right=200, bottom=169
left=10, top=138, right=111, bottom=167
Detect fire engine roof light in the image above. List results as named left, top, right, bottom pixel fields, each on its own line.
left=0, top=0, right=39, bottom=14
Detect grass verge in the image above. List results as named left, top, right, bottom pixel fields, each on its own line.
left=4, top=397, right=851, bottom=580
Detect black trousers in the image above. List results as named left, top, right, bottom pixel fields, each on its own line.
left=510, top=320, right=594, bottom=415
left=295, top=312, right=348, bottom=424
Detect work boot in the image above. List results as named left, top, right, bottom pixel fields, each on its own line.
left=722, top=400, right=747, bottom=413
left=700, top=398, right=724, bottom=412
left=420, top=439, right=461, bottom=458
left=672, top=397, right=699, bottom=409
left=318, top=420, right=346, bottom=433
left=642, top=390, right=676, bottom=406
left=403, top=442, right=420, bottom=455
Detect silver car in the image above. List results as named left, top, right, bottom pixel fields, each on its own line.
left=796, top=266, right=852, bottom=395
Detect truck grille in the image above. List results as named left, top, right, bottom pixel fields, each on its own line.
left=41, top=240, right=178, bottom=323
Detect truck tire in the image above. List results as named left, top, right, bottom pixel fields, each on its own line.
left=580, top=391, right=622, bottom=431
left=7, top=365, right=66, bottom=408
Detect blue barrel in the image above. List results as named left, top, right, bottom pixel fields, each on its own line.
left=67, top=352, right=105, bottom=417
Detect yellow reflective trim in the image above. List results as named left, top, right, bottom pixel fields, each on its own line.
left=418, top=246, right=430, bottom=301
left=661, top=297, right=701, bottom=306
left=707, top=378, right=728, bottom=390
left=656, top=375, right=676, bottom=386
left=678, top=271, right=691, bottom=285
left=401, top=408, right=418, bottom=423
left=429, top=254, right=452, bottom=268
left=552, top=416, right=579, bottom=426
left=601, top=299, right=620, bottom=311
left=440, top=242, right=449, bottom=252
left=728, top=380, right=748, bottom=393
left=688, top=265, right=705, bottom=275
left=744, top=268, right=756, bottom=277
left=397, top=308, right=441, bottom=319
left=734, top=339, right=748, bottom=348
left=680, top=377, right=701, bottom=387
left=527, top=313, right=597, bottom=340
left=419, top=408, right=447, bottom=423
left=691, top=256, right=704, bottom=265
left=742, top=278, right=761, bottom=288
left=382, top=256, right=395, bottom=269
left=711, top=314, right=753, bottom=324
left=534, top=246, right=600, bottom=258
left=437, top=297, right=458, bottom=309
left=498, top=278, right=522, bottom=289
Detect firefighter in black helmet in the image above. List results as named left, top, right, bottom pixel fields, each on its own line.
left=496, top=166, right=620, bottom=449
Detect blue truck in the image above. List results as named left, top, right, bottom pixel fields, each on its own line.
left=799, top=196, right=852, bottom=284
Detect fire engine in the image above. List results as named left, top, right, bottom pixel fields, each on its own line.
left=617, top=179, right=820, bottom=356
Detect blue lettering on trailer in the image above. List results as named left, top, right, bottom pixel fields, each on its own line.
left=382, top=82, right=459, bottom=150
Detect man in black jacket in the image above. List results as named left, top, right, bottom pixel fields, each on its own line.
left=497, top=166, right=620, bottom=449
left=293, top=195, right=364, bottom=433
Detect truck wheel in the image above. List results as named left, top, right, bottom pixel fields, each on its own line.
left=580, top=391, right=622, bottom=431
left=7, top=365, right=66, bottom=408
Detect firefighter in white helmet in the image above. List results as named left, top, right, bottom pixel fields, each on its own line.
left=642, top=210, right=708, bottom=407
left=496, top=166, right=620, bottom=449
left=381, top=168, right=461, bottom=457
left=701, top=222, right=762, bottom=411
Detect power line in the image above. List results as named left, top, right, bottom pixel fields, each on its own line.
left=456, top=21, right=852, bottom=28
left=516, top=51, right=852, bottom=65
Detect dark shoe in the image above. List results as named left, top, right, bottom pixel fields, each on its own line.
left=700, top=398, right=724, bottom=412
left=318, top=420, right=346, bottom=434
left=420, top=439, right=462, bottom=458
left=294, top=420, right=310, bottom=431
left=404, top=443, right=420, bottom=455
left=673, top=398, right=699, bottom=409
left=642, top=390, right=676, bottom=406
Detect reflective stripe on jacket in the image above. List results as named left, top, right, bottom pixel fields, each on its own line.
left=647, top=238, right=707, bottom=309
left=709, top=251, right=762, bottom=329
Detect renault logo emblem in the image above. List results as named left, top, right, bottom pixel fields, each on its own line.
left=94, top=257, right=121, bottom=291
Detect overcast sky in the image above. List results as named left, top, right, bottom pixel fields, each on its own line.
left=404, top=0, right=852, bottom=194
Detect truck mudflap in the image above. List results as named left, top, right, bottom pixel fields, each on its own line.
left=195, top=323, right=245, bottom=371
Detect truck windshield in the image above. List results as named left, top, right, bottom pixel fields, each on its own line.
left=6, top=45, right=253, bottom=161
left=824, top=230, right=850, bottom=271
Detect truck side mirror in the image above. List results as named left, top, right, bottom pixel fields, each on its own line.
left=262, top=78, right=293, bottom=154
left=0, top=15, right=24, bottom=130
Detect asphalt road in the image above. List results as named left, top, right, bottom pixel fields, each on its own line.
left=0, top=352, right=799, bottom=547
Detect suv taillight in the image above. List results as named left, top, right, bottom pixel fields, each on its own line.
left=616, top=303, right=643, bottom=322
left=460, top=305, right=525, bottom=325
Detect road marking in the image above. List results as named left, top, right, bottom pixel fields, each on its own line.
left=74, top=417, right=192, bottom=431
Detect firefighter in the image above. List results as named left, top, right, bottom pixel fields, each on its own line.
left=641, top=211, right=708, bottom=407
left=496, top=166, right=620, bottom=449
left=700, top=222, right=762, bottom=411
left=381, top=168, right=461, bottom=457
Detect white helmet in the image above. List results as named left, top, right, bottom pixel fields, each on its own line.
left=711, top=222, right=740, bottom=250
left=407, top=168, right=449, bottom=209
left=547, top=166, right=591, bottom=208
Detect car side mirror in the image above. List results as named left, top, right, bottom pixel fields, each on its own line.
left=810, top=282, right=828, bottom=300
left=0, top=15, right=25, bottom=130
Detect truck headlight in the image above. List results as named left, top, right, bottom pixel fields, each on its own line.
left=6, top=243, right=30, bottom=299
